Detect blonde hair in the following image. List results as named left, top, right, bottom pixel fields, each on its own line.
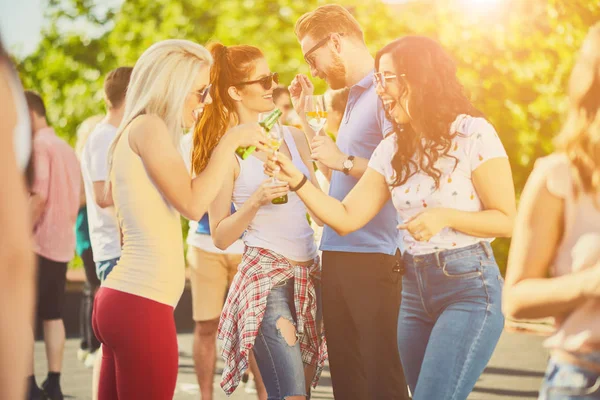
left=554, top=23, right=600, bottom=199
left=75, top=114, right=104, bottom=159
left=107, top=39, right=213, bottom=176
left=295, top=4, right=364, bottom=43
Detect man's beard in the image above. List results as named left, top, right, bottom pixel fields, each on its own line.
left=325, top=52, right=346, bottom=90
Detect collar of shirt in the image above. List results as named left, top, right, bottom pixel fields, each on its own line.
left=353, top=69, right=375, bottom=90
left=343, top=69, right=375, bottom=125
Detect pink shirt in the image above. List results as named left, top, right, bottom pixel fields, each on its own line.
left=32, top=127, right=81, bottom=263
left=531, top=154, right=600, bottom=353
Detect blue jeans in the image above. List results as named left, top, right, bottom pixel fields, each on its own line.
left=252, top=279, right=322, bottom=400
left=539, top=353, right=600, bottom=399
left=96, top=257, right=119, bottom=282
left=398, top=242, right=505, bottom=400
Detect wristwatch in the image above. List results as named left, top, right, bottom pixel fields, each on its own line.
left=342, top=155, right=355, bottom=175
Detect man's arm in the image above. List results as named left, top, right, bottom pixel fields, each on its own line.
left=309, top=134, right=369, bottom=179
left=30, top=142, right=49, bottom=227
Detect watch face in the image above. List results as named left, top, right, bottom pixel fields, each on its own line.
left=344, top=159, right=353, bottom=169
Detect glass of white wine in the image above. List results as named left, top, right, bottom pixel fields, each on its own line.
left=304, top=95, right=328, bottom=136
left=258, top=113, right=288, bottom=205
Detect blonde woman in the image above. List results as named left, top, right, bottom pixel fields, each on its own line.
left=503, top=24, right=600, bottom=400
left=91, top=39, right=267, bottom=400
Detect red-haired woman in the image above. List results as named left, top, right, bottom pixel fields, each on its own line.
left=192, top=43, right=326, bottom=400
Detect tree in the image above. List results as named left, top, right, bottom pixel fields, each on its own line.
left=16, top=0, right=600, bottom=272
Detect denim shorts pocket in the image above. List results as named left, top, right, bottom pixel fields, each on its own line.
left=441, top=257, right=482, bottom=279
left=543, top=361, right=600, bottom=399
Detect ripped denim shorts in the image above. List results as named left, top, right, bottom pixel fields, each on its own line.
left=252, top=278, right=322, bottom=400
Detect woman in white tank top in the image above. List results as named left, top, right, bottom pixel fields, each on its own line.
left=92, top=40, right=267, bottom=400
left=192, top=43, right=326, bottom=399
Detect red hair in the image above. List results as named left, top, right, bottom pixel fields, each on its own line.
left=192, top=43, right=263, bottom=174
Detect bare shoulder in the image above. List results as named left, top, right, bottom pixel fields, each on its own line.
left=128, top=114, right=170, bottom=153
left=129, top=114, right=168, bottom=139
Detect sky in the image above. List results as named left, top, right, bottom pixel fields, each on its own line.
left=0, top=0, right=123, bottom=57
left=0, top=0, right=45, bottom=56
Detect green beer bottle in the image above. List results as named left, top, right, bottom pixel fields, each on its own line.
left=235, top=108, right=283, bottom=159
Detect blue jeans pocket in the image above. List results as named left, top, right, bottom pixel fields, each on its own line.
left=441, top=257, right=482, bottom=279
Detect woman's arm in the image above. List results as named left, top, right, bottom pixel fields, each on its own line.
left=289, top=127, right=324, bottom=226
left=448, top=158, right=516, bottom=237
left=209, top=162, right=289, bottom=250
left=266, top=152, right=390, bottom=236
left=0, top=66, right=36, bottom=400
left=502, top=164, right=594, bottom=320
left=129, top=115, right=266, bottom=221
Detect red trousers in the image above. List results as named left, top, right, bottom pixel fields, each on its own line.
left=92, top=288, right=178, bottom=400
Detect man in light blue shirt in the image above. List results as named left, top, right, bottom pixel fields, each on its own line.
left=290, top=4, right=408, bottom=400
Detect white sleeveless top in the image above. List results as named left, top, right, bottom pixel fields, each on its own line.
left=232, top=127, right=317, bottom=262
left=5, top=65, right=31, bottom=170
left=103, top=128, right=185, bottom=307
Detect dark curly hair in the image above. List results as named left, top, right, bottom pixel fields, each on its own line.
left=375, top=36, right=484, bottom=189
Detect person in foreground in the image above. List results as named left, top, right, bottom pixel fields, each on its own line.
left=503, top=24, right=600, bottom=400
left=267, top=36, right=516, bottom=400
left=0, top=35, right=36, bottom=400
left=193, top=42, right=325, bottom=400
left=92, top=39, right=266, bottom=400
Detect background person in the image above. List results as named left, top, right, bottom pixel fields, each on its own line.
left=26, top=90, right=81, bottom=400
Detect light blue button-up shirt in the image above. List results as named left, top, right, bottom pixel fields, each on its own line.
left=320, top=70, right=401, bottom=256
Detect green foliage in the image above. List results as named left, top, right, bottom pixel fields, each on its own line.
left=16, top=0, right=600, bottom=273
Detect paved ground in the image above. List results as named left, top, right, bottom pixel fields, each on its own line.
left=33, top=329, right=549, bottom=399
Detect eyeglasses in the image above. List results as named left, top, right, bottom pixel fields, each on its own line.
left=373, top=72, right=405, bottom=89
left=192, top=84, right=212, bottom=103
left=303, top=33, right=345, bottom=69
left=234, top=72, right=279, bottom=90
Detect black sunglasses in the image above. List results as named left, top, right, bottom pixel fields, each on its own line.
left=234, top=72, right=279, bottom=90
left=192, top=84, right=212, bottom=103
left=303, top=33, right=345, bottom=68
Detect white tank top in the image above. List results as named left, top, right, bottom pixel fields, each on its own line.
left=103, top=128, right=185, bottom=307
left=232, top=127, right=317, bottom=262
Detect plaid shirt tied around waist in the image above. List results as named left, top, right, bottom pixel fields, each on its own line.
left=218, top=246, right=327, bottom=395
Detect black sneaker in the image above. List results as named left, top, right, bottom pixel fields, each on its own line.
left=41, top=379, right=63, bottom=400
left=27, top=385, right=46, bottom=400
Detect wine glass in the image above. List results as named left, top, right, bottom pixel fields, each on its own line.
left=304, top=95, right=328, bottom=136
left=258, top=113, right=288, bottom=205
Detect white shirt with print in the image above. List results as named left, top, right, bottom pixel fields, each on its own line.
left=368, top=114, right=508, bottom=255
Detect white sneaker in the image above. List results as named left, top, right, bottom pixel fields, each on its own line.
left=84, top=351, right=97, bottom=368
left=77, top=348, right=89, bottom=362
